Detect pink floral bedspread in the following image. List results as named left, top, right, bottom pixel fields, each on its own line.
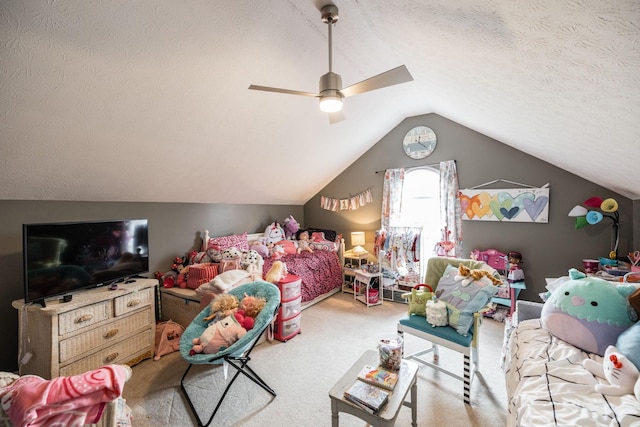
left=263, top=250, right=342, bottom=303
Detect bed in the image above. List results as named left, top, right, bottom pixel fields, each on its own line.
left=505, top=318, right=640, bottom=427
left=159, top=229, right=344, bottom=328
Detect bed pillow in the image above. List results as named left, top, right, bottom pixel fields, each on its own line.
left=435, top=264, right=499, bottom=336
left=207, top=232, right=249, bottom=252
left=616, top=321, right=640, bottom=371
left=309, top=240, right=338, bottom=252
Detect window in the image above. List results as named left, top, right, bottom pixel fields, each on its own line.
left=397, top=167, right=440, bottom=277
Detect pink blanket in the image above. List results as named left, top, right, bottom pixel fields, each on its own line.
left=0, top=364, right=129, bottom=427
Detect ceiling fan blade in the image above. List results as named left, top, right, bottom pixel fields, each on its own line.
left=328, top=110, right=345, bottom=124
left=340, top=65, right=413, bottom=98
left=248, top=85, right=318, bottom=98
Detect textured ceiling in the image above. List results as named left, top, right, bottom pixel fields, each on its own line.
left=1, top=0, right=639, bottom=204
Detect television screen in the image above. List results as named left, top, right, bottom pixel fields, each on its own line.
left=23, top=219, right=149, bottom=305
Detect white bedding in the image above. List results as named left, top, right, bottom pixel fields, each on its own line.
left=505, top=319, right=640, bottom=427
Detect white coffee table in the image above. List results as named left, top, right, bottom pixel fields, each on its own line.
left=328, top=350, right=418, bottom=427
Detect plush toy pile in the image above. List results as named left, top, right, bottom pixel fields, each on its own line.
left=189, top=293, right=266, bottom=355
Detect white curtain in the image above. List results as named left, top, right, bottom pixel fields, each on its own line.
left=439, top=160, right=463, bottom=257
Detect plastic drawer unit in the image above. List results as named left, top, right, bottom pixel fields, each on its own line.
left=275, top=274, right=302, bottom=341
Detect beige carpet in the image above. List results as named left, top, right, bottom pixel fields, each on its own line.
left=123, top=292, right=507, bottom=426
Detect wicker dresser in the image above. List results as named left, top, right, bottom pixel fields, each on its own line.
left=12, top=279, right=156, bottom=379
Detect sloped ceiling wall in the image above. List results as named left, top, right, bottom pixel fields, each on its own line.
left=1, top=0, right=639, bottom=204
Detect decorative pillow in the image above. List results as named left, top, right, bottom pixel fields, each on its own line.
left=541, top=268, right=637, bottom=355
left=297, top=228, right=337, bottom=242
left=435, top=264, right=499, bottom=336
left=208, top=232, right=249, bottom=252
left=616, top=321, right=640, bottom=371
left=309, top=240, right=338, bottom=252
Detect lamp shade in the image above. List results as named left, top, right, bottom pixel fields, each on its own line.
left=586, top=210, right=603, bottom=224
left=601, top=198, right=618, bottom=213
left=351, top=231, right=365, bottom=247
left=568, top=205, right=588, bottom=217
left=575, top=216, right=589, bottom=229
left=583, top=196, right=603, bottom=208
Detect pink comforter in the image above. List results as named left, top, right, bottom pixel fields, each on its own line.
left=0, top=364, right=129, bottom=427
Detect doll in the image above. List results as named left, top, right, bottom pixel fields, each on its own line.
left=203, top=293, right=239, bottom=322
left=189, top=315, right=247, bottom=355
left=297, top=231, right=313, bottom=254
left=265, top=260, right=285, bottom=284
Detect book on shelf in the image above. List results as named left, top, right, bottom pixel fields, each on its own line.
left=343, top=380, right=389, bottom=414
left=357, top=364, right=399, bottom=391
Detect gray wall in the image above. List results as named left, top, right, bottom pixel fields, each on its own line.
left=0, top=201, right=301, bottom=371
left=305, top=113, right=635, bottom=302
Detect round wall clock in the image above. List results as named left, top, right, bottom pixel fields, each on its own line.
left=402, top=126, right=437, bottom=159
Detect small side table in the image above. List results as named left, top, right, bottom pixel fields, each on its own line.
left=354, top=271, right=383, bottom=307
left=329, top=350, right=418, bottom=427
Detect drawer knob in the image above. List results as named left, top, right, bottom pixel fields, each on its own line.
left=105, top=352, right=119, bottom=363
left=127, top=299, right=141, bottom=307
left=75, top=314, right=93, bottom=323
left=104, top=329, right=119, bottom=338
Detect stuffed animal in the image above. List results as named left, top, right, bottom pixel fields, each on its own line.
left=241, top=249, right=263, bottom=281
left=583, top=345, right=640, bottom=396
left=401, top=284, right=433, bottom=317
left=269, top=244, right=285, bottom=260
left=203, top=293, right=239, bottom=322
left=265, top=260, right=286, bottom=284
left=541, top=268, right=638, bottom=355
left=282, top=215, right=300, bottom=240
left=264, top=221, right=286, bottom=244
left=189, top=315, right=247, bottom=355
left=274, top=240, right=297, bottom=255
left=249, top=238, right=269, bottom=259
left=206, top=244, right=223, bottom=262
left=189, top=250, right=212, bottom=265
left=297, top=231, right=313, bottom=253
left=455, top=264, right=503, bottom=287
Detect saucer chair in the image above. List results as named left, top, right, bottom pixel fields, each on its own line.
left=179, top=281, right=281, bottom=427
left=397, top=257, right=499, bottom=405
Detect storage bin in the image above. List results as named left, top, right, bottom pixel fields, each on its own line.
left=278, top=275, right=302, bottom=302
left=278, top=295, right=301, bottom=321
left=274, top=312, right=301, bottom=342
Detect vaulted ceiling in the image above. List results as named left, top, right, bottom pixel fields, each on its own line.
left=1, top=0, right=639, bottom=204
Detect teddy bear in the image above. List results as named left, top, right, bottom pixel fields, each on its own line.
left=189, top=315, right=247, bottom=355
left=455, top=263, right=502, bottom=287
left=297, top=230, right=313, bottom=254
left=282, top=215, right=300, bottom=240
left=203, top=293, right=240, bottom=322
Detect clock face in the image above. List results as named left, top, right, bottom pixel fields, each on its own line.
left=402, top=126, right=437, bottom=159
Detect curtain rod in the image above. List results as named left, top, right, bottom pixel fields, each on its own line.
left=374, top=161, right=448, bottom=174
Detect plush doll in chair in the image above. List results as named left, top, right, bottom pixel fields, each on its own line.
left=189, top=315, right=247, bottom=355
left=203, top=293, right=239, bottom=322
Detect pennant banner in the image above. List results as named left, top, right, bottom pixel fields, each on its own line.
left=320, top=188, right=373, bottom=212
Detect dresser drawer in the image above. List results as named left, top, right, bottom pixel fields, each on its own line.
left=59, top=328, right=153, bottom=377
left=114, top=287, right=153, bottom=316
left=59, top=308, right=153, bottom=363
left=58, top=301, right=111, bottom=336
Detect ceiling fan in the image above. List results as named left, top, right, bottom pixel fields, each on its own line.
left=248, top=4, right=413, bottom=123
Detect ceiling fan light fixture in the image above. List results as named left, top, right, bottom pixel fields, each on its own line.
left=319, top=94, right=343, bottom=112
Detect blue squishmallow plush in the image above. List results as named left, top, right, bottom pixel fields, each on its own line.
left=541, top=268, right=638, bottom=356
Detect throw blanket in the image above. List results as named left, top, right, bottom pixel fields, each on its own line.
left=0, top=364, right=130, bottom=427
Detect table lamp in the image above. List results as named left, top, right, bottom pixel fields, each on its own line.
left=351, top=231, right=367, bottom=255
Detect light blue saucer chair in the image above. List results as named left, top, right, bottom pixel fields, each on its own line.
left=397, top=257, right=498, bottom=405
left=179, top=281, right=281, bottom=427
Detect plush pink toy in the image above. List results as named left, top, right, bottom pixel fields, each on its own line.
left=189, top=315, right=247, bottom=355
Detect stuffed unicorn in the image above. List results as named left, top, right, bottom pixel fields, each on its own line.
left=583, top=345, right=640, bottom=396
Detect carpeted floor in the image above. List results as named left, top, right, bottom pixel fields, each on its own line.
left=123, top=292, right=507, bottom=426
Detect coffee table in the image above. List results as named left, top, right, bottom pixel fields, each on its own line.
left=329, top=350, right=418, bottom=427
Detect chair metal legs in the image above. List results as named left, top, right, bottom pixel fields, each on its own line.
left=180, top=353, right=276, bottom=427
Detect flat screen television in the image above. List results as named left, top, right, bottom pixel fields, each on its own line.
left=23, top=219, right=149, bottom=306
